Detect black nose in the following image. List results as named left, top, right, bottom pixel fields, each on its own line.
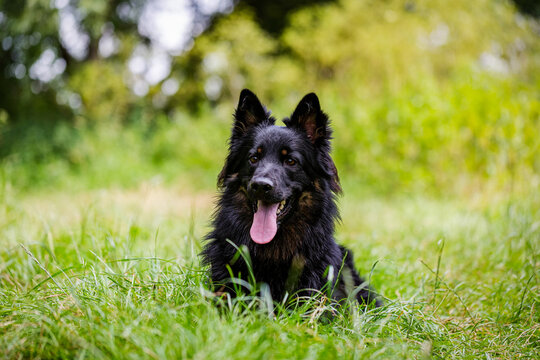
left=249, top=177, right=274, bottom=197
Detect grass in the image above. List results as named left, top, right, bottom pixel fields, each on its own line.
left=0, top=181, right=538, bottom=359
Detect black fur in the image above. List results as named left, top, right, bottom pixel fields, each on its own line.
left=202, top=89, right=381, bottom=307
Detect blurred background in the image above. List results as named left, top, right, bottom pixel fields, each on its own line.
left=0, top=0, right=539, bottom=196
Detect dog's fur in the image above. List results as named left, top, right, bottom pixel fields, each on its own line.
left=202, top=89, right=380, bottom=306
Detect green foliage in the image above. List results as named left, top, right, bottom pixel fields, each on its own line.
left=171, top=9, right=303, bottom=110
left=68, top=60, right=134, bottom=121
left=2, top=0, right=539, bottom=194
left=0, top=0, right=140, bottom=123
left=1, top=112, right=230, bottom=191
left=329, top=73, right=540, bottom=192
left=282, top=0, right=538, bottom=92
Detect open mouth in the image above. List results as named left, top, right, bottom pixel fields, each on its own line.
left=252, top=198, right=292, bottom=221
left=250, top=198, right=293, bottom=244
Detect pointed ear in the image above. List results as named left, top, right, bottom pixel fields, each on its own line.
left=285, top=93, right=341, bottom=193
left=284, top=92, right=328, bottom=144
left=218, top=89, right=272, bottom=187
left=232, top=89, right=271, bottom=140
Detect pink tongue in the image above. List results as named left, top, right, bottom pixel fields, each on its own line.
left=250, top=201, right=279, bottom=244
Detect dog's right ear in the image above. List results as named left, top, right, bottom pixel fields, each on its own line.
left=219, top=89, right=272, bottom=187
left=231, top=89, right=271, bottom=140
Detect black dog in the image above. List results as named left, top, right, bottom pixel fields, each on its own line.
left=202, top=89, right=380, bottom=307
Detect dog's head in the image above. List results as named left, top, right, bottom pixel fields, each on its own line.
left=219, top=89, right=341, bottom=245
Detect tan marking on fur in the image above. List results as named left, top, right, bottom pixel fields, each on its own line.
left=257, top=147, right=262, bottom=154
left=281, top=148, right=288, bottom=156
left=313, top=179, right=322, bottom=192
left=299, top=191, right=313, bottom=209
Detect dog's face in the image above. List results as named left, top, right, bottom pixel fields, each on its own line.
left=219, top=89, right=341, bottom=245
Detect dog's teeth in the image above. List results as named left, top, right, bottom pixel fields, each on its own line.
left=276, top=200, right=286, bottom=215
left=276, top=200, right=287, bottom=215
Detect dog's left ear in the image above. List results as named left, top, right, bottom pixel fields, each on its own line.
left=285, top=93, right=341, bottom=193
left=284, top=93, right=328, bottom=144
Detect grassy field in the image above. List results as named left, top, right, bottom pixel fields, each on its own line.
left=1, top=180, right=538, bottom=359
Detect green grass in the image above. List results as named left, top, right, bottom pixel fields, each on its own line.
left=1, top=183, right=538, bottom=359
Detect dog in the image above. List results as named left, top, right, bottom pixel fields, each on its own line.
left=202, top=89, right=381, bottom=307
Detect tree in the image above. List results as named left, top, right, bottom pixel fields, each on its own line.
left=0, top=0, right=145, bottom=123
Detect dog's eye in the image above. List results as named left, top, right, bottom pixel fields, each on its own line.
left=249, top=155, right=259, bottom=164
left=285, top=157, right=296, bottom=166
